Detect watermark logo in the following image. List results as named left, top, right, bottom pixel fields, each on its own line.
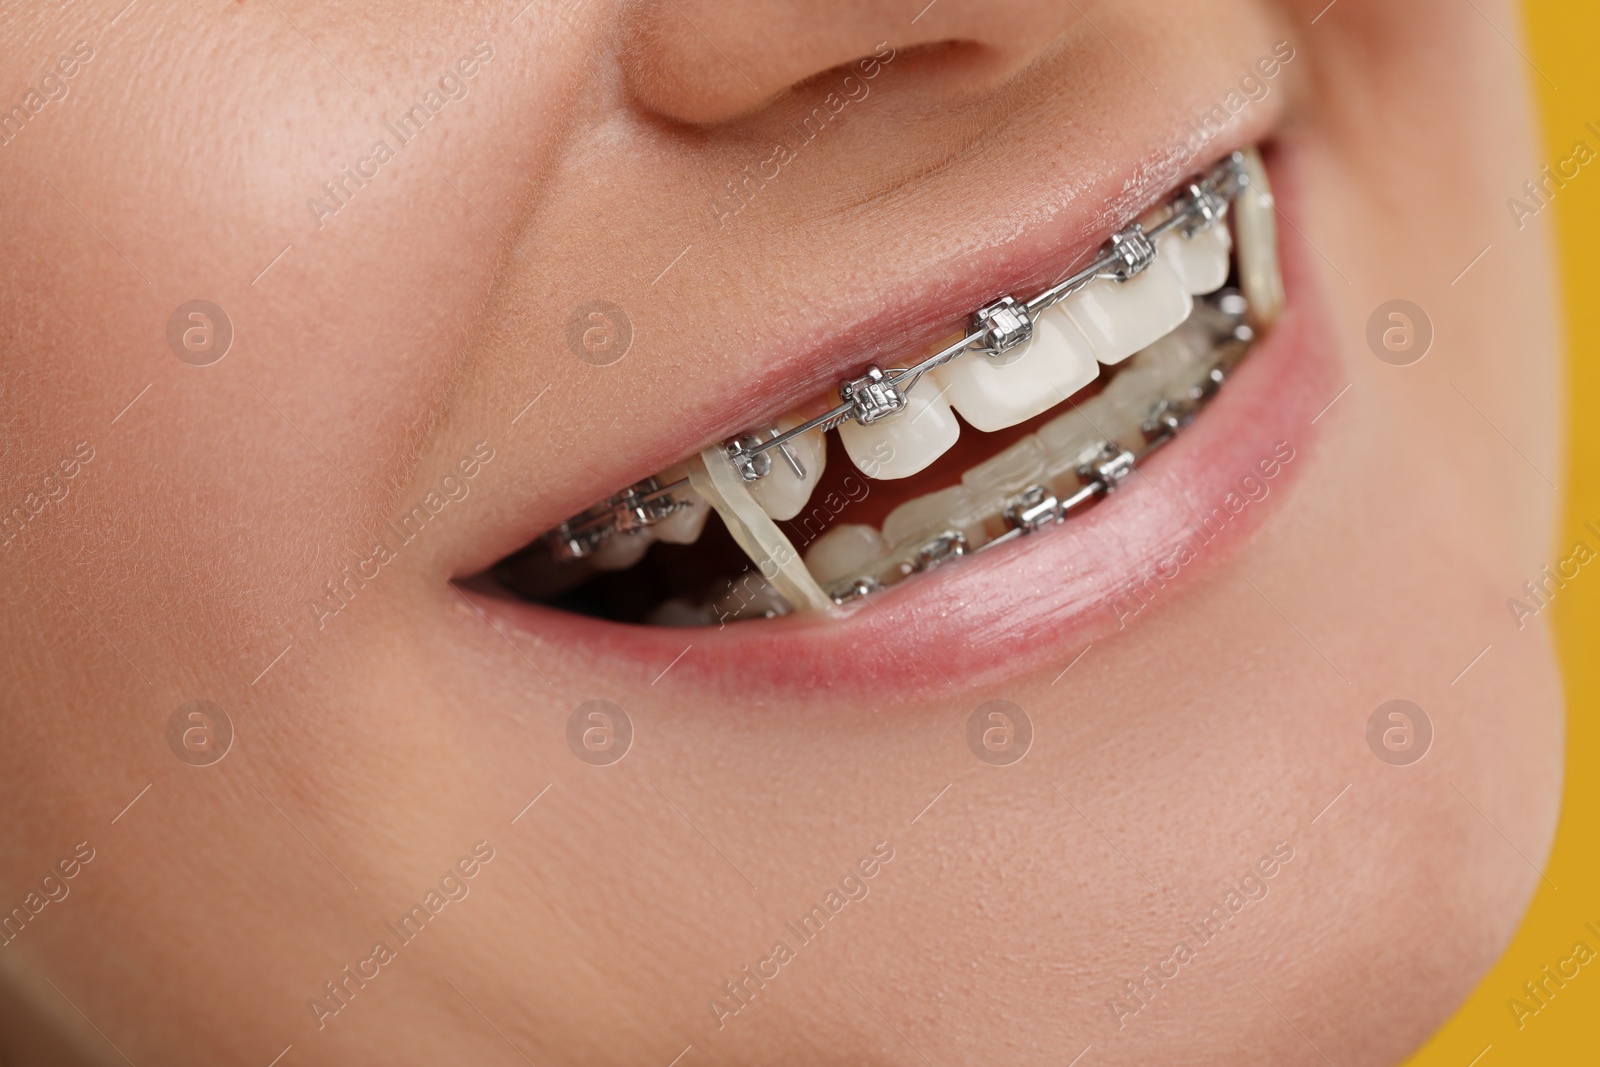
left=1106, top=840, right=1295, bottom=1029
left=305, top=42, right=495, bottom=230
left=1366, top=300, right=1432, bottom=367
left=1507, top=523, right=1600, bottom=629
left=0, top=841, right=96, bottom=949
left=1109, top=441, right=1296, bottom=628
left=166, top=300, right=233, bottom=366
left=566, top=700, right=632, bottom=765
left=1506, top=122, right=1599, bottom=231
left=0, top=440, right=94, bottom=549
left=566, top=301, right=632, bottom=366
left=708, top=42, right=897, bottom=229
left=1162, top=41, right=1296, bottom=181
left=707, top=841, right=895, bottom=1030
left=966, top=699, right=1032, bottom=766
left=0, top=40, right=95, bottom=148
left=1365, top=699, right=1432, bottom=766
left=307, top=841, right=496, bottom=1029
left=165, top=699, right=234, bottom=767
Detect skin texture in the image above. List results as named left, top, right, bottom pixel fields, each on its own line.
left=0, top=1, right=1563, bottom=1064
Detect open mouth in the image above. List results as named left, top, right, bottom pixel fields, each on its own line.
left=479, top=146, right=1288, bottom=629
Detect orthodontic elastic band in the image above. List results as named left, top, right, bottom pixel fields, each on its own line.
left=541, top=150, right=1265, bottom=610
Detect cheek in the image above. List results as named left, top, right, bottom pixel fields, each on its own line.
left=10, top=11, right=570, bottom=657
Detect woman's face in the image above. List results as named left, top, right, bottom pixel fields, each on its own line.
left=0, top=0, right=1563, bottom=1063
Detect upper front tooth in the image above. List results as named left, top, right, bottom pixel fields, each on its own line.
left=1059, top=256, right=1194, bottom=365
left=1233, top=147, right=1284, bottom=326
left=1159, top=223, right=1232, bottom=295
left=838, top=375, right=959, bottom=480
left=746, top=414, right=827, bottom=521
left=933, top=308, right=1099, bottom=432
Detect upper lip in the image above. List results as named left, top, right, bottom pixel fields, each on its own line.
left=442, top=100, right=1332, bottom=699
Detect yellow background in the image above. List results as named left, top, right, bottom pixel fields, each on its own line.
left=1406, top=1, right=1599, bottom=1063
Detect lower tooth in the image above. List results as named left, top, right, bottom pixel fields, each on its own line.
left=962, top=434, right=1049, bottom=519
left=1128, top=321, right=1209, bottom=378
left=1099, top=365, right=1167, bottom=441
left=590, top=529, right=654, bottom=571
left=647, top=597, right=719, bottom=628
left=1038, top=405, right=1113, bottom=490
left=1233, top=147, right=1284, bottom=325
left=1186, top=290, right=1251, bottom=341
left=1059, top=256, right=1194, bottom=365
left=711, top=574, right=792, bottom=622
left=838, top=375, right=960, bottom=480
left=803, top=523, right=888, bottom=586
left=881, top=484, right=989, bottom=553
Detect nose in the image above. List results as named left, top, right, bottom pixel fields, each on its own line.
left=621, top=0, right=1083, bottom=125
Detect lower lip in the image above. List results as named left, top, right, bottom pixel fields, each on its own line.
left=458, top=140, right=1339, bottom=702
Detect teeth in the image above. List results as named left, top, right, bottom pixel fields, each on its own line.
left=838, top=375, right=959, bottom=480
left=711, top=574, right=792, bottom=622
left=963, top=434, right=1047, bottom=502
left=933, top=309, right=1099, bottom=432
left=687, top=448, right=834, bottom=614
left=539, top=149, right=1286, bottom=619
left=653, top=493, right=711, bottom=544
left=1233, top=147, right=1284, bottom=325
left=961, top=435, right=1051, bottom=538
left=1176, top=294, right=1247, bottom=346
left=1038, top=404, right=1112, bottom=487
left=1098, top=364, right=1167, bottom=441
left=803, top=523, right=888, bottom=586
left=1059, top=256, right=1194, bottom=366
left=1159, top=223, right=1232, bottom=295
left=1128, top=320, right=1210, bottom=378
left=647, top=597, right=718, bottom=628
left=745, top=414, right=828, bottom=521
left=590, top=528, right=654, bottom=571
left=881, top=484, right=989, bottom=551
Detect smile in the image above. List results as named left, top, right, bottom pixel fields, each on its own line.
left=477, top=143, right=1303, bottom=640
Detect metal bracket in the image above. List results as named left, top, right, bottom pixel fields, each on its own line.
left=1002, top=485, right=1062, bottom=533
left=840, top=365, right=909, bottom=425
left=913, top=530, right=968, bottom=572
left=1177, top=183, right=1227, bottom=237
left=1107, top=223, right=1157, bottom=281
left=1077, top=443, right=1137, bottom=492
left=973, top=295, right=1034, bottom=357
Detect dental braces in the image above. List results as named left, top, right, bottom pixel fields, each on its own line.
left=824, top=310, right=1253, bottom=604
left=543, top=151, right=1253, bottom=566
